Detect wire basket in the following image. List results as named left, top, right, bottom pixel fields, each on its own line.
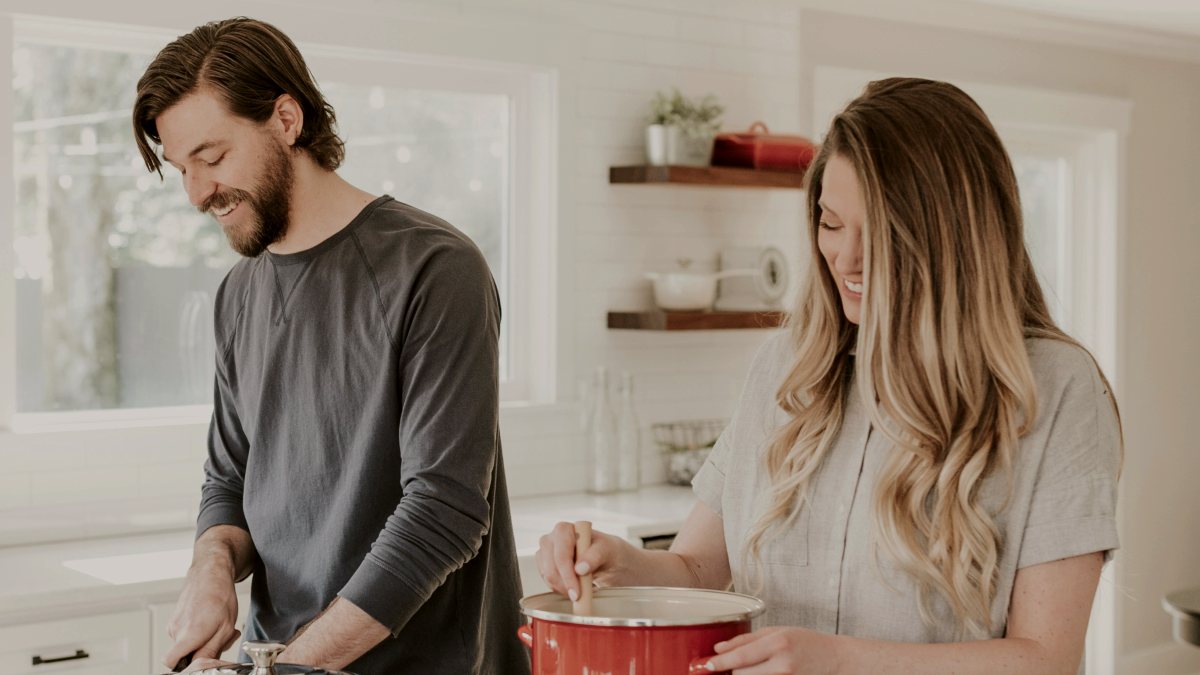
left=651, top=419, right=727, bottom=485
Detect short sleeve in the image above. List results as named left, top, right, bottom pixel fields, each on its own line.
left=692, top=419, right=733, bottom=516
left=1018, top=349, right=1122, bottom=569
left=692, top=332, right=790, bottom=517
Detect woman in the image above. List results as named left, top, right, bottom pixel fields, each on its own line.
left=537, top=78, right=1121, bottom=674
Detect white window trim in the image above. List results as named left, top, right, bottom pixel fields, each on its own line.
left=814, top=66, right=1129, bottom=675
left=0, top=16, right=560, bottom=440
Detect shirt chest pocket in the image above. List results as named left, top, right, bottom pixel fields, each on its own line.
left=758, top=505, right=811, bottom=567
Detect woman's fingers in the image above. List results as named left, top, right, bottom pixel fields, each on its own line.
left=550, top=521, right=582, bottom=600
left=537, top=522, right=628, bottom=599
left=713, top=630, right=761, bottom=653
left=700, top=629, right=786, bottom=673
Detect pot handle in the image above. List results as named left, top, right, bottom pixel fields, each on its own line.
left=516, top=623, right=534, bottom=649
left=688, top=656, right=726, bottom=674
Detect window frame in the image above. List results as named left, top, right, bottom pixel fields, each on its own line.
left=0, top=16, right=558, bottom=440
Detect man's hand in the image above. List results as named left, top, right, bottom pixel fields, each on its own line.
left=280, top=597, right=390, bottom=670
left=163, top=525, right=255, bottom=670
left=184, top=657, right=239, bottom=672
left=163, top=563, right=241, bottom=669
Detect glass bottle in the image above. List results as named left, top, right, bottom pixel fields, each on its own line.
left=616, top=371, right=641, bottom=492
left=586, top=366, right=619, bottom=494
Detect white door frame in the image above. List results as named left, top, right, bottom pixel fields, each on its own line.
left=813, top=66, right=1130, bottom=675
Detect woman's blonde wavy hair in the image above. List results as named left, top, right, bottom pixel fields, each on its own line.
left=742, top=77, right=1121, bottom=638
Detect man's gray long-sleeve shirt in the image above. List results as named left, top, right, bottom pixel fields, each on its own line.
left=196, top=196, right=529, bottom=675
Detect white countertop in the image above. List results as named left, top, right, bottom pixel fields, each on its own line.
left=0, top=485, right=696, bottom=622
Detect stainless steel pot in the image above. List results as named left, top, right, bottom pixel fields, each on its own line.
left=167, top=641, right=357, bottom=675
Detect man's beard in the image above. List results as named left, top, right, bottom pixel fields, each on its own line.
left=201, top=141, right=294, bottom=258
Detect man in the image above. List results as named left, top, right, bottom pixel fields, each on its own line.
left=132, top=17, right=528, bottom=674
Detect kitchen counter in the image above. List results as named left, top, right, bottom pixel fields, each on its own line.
left=0, top=484, right=696, bottom=623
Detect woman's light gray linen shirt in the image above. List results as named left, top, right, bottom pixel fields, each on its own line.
left=693, top=332, right=1120, bottom=649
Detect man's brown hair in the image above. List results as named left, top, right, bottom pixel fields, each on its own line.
left=133, top=17, right=344, bottom=177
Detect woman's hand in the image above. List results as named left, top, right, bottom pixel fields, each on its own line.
left=697, top=627, right=841, bottom=675
left=535, top=521, right=639, bottom=601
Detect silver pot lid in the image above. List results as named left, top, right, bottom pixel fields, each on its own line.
left=192, top=667, right=354, bottom=675
left=187, top=641, right=356, bottom=675
left=520, top=586, right=765, bottom=627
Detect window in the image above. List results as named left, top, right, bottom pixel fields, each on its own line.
left=1006, top=137, right=1076, bottom=330
left=322, top=82, right=512, bottom=381
left=6, top=18, right=554, bottom=424
left=13, top=38, right=235, bottom=413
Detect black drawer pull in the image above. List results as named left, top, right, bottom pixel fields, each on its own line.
left=32, top=649, right=90, bottom=665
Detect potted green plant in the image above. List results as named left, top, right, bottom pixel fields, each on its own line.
left=645, top=89, right=724, bottom=167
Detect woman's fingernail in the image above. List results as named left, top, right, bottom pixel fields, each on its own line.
left=568, top=589, right=578, bottom=602
left=575, top=562, right=590, bottom=575
left=714, top=640, right=727, bottom=651
left=703, top=660, right=716, bottom=672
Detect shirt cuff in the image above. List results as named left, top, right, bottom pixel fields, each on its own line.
left=339, top=556, right=428, bottom=636
left=691, top=458, right=726, bottom=517
left=195, top=502, right=250, bottom=541
left=1018, top=514, right=1120, bottom=569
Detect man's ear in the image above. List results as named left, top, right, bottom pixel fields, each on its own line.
left=274, top=94, right=304, bottom=146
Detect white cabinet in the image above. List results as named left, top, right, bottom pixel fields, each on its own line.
left=149, top=592, right=251, bottom=670
left=0, top=609, right=149, bottom=675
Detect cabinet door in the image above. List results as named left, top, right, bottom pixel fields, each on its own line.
left=149, top=592, right=250, bottom=670
left=0, top=609, right=149, bottom=675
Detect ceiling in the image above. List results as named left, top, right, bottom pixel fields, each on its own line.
left=967, top=0, right=1200, bottom=39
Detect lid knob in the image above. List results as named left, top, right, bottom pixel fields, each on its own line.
left=243, top=641, right=287, bottom=675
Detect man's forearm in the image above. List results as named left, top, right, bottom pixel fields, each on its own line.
left=193, top=524, right=256, bottom=582
left=280, top=598, right=390, bottom=670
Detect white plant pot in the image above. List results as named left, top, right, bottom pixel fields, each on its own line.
left=645, top=124, right=669, bottom=166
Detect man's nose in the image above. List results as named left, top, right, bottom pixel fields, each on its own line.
left=184, top=171, right=216, bottom=210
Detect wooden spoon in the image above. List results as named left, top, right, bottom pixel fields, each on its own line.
left=573, top=520, right=594, bottom=616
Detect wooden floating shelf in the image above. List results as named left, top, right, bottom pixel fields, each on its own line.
left=609, top=165, right=806, bottom=189
left=608, top=310, right=787, bottom=331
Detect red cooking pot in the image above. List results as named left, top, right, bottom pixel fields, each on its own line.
left=518, top=587, right=765, bottom=675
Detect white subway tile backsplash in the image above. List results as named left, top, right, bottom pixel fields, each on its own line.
left=1, top=445, right=89, bottom=472
left=137, top=460, right=204, bottom=499
left=603, top=0, right=792, bottom=26
left=573, top=117, right=645, bottom=150
left=556, top=1, right=679, bottom=39
left=0, top=472, right=31, bottom=510
left=586, top=31, right=650, bottom=64
left=30, top=466, right=140, bottom=507
left=506, top=461, right=587, bottom=497
left=711, top=45, right=786, bottom=75
left=577, top=232, right=734, bottom=264
left=580, top=61, right=678, bottom=92
left=504, top=434, right=584, bottom=468
left=578, top=88, right=655, bottom=122
left=644, top=40, right=715, bottom=69
left=677, top=15, right=744, bottom=48
left=84, top=442, right=200, bottom=468
left=745, top=24, right=800, bottom=54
